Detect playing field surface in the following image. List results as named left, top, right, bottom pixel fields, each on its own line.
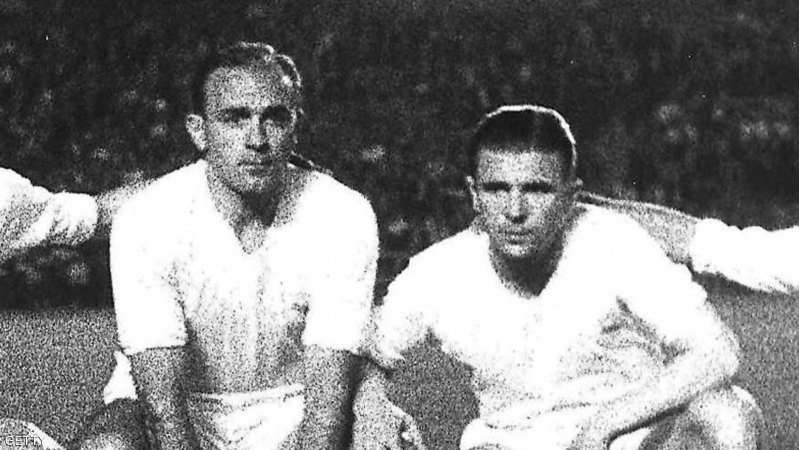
left=1, top=281, right=797, bottom=449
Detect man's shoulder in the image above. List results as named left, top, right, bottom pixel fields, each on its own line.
left=404, top=228, right=486, bottom=276
left=568, top=203, right=676, bottom=276
left=115, top=161, right=206, bottom=232
left=294, top=169, right=376, bottom=228
left=384, top=228, right=494, bottom=310
left=0, top=167, right=29, bottom=188
left=572, top=203, right=653, bottom=242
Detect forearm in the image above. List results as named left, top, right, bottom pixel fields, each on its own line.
left=354, top=358, right=394, bottom=415
left=595, top=338, right=739, bottom=439
left=300, top=348, right=359, bottom=450
left=147, top=407, right=197, bottom=450
left=130, top=350, right=199, bottom=450
left=300, top=400, right=352, bottom=450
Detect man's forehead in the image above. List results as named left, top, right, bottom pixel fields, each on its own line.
left=204, top=64, right=297, bottom=110
left=476, top=146, right=565, bottom=182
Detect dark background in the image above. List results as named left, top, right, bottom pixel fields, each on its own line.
left=1, top=0, right=798, bottom=448
left=2, top=0, right=799, bottom=306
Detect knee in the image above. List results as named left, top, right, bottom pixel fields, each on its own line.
left=687, top=385, right=763, bottom=450
left=74, top=433, right=140, bottom=450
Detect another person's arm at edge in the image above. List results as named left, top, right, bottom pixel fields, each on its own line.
left=92, top=177, right=154, bottom=239
left=0, top=168, right=151, bottom=258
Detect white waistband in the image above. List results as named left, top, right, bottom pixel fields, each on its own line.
left=187, top=384, right=304, bottom=411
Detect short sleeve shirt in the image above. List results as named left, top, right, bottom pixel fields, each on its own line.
left=111, top=161, right=378, bottom=393
left=370, top=206, right=719, bottom=420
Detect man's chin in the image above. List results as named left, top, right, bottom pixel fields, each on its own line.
left=496, top=242, right=539, bottom=260
left=241, top=182, right=281, bottom=198
left=238, top=170, right=285, bottom=194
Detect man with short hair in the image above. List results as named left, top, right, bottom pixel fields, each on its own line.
left=359, top=105, right=761, bottom=450
left=79, top=42, right=380, bottom=450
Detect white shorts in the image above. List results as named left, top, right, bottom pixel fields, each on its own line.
left=102, top=351, right=306, bottom=450
left=187, top=385, right=305, bottom=450
left=460, top=406, right=657, bottom=450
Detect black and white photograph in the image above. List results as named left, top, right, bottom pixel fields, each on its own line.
left=1, top=1, right=797, bottom=449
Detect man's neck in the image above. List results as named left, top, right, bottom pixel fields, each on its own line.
left=490, top=241, right=564, bottom=298
left=205, top=167, right=281, bottom=236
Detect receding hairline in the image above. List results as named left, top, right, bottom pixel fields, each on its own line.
left=192, top=45, right=303, bottom=115
left=201, top=63, right=301, bottom=111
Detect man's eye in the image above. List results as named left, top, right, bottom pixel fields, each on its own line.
left=262, top=106, right=295, bottom=127
left=522, top=185, right=555, bottom=194
left=222, top=111, right=251, bottom=125
left=480, top=183, right=507, bottom=193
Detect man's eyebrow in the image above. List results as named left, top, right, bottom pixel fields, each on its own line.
left=217, top=106, right=252, bottom=117
left=262, top=104, right=291, bottom=112
left=522, top=180, right=558, bottom=190
left=480, top=181, right=511, bottom=189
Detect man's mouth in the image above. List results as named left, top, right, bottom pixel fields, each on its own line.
left=502, top=231, right=533, bottom=243
left=242, top=159, right=277, bottom=169
left=241, top=161, right=277, bottom=177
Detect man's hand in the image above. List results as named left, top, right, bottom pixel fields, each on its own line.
left=351, top=389, right=425, bottom=450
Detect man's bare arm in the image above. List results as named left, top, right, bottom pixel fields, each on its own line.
left=582, top=308, right=740, bottom=444
left=577, top=192, right=699, bottom=265
left=129, top=348, right=198, bottom=450
left=300, top=346, right=360, bottom=450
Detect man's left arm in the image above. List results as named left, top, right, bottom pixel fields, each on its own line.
left=300, top=194, right=380, bottom=450
left=300, top=346, right=360, bottom=450
left=585, top=305, right=740, bottom=445
left=580, top=220, right=740, bottom=446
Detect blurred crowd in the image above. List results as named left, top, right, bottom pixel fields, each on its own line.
left=2, top=0, right=799, bottom=308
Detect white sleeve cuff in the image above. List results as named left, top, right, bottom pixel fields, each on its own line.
left=47, top=192, right=99, bottom=245
left=688, top=218, right=729, bottom=275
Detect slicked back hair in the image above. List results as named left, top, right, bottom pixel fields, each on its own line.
left=467, top=105, right=578, bottom=180
left=190, top=41, right=303, bottom=116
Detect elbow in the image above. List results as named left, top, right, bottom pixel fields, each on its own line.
left=717, top=345, right=740, bottom=382
left=712, top=327, right=741, bottom=382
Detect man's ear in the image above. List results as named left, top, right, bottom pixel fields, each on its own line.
left=185, top=114, right=206, bottom=152
left=466, top=175, right=480, bottom=210
left=567, top=177, right=584, bottom=198
left=466, top=175, right=485, bottom=229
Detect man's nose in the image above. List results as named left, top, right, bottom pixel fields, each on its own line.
left=506, top=191, right=526, bottom=222
left=246, top=118, right=272, bottom=151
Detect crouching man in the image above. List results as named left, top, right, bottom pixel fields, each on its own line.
left=358, top=105, right=761, bottom=450
left=71, top=41, right=421, bottom=450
